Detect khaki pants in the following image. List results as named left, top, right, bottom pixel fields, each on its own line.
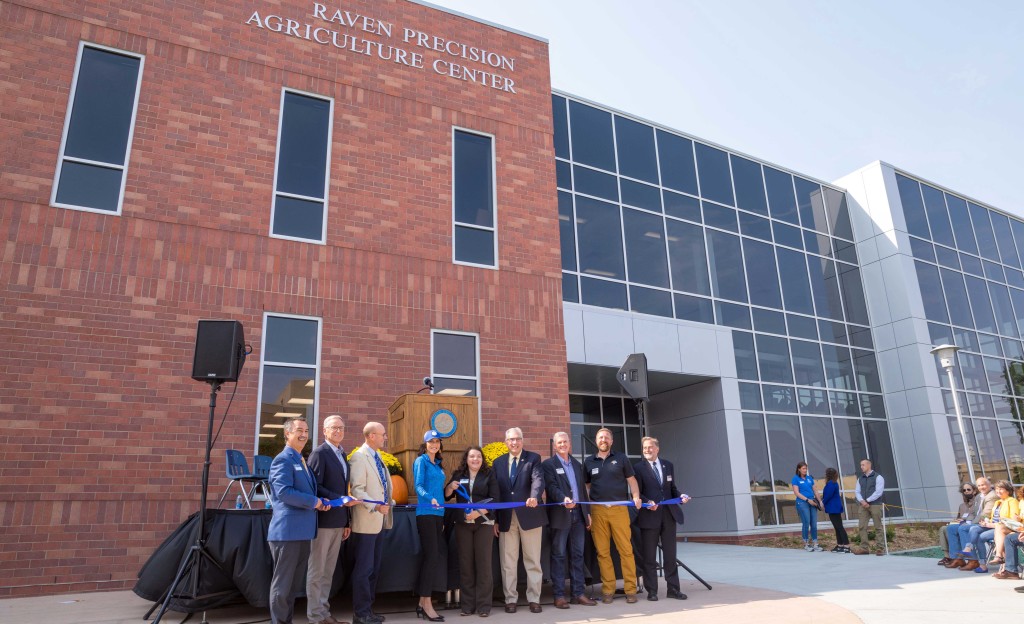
left=590, top=505, right=637, bottom=596
left=498, top=512, right=544, bottom=604
left=858, top=503, right=884, bottom=550
left=306, top=527, right=344, bottom=621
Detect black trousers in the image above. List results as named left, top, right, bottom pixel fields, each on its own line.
left=640, top=509, right=678, bottom=595
left=416, top=515, right=445, bottom=597
left=829, top=513, right=849, bottom=545
left=455, top=521, right=494, bottom=614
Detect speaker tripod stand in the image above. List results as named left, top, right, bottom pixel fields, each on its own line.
left=146, top=381, right=228, bottom=624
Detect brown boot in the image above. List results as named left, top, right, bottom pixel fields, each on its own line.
left=961, top=560, right=980, bottom=572
left=946, top=558, right=966, bottom=568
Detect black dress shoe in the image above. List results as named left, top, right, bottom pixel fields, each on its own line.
left=646, top=592, right=658, bottom=601
left=667, top=589, right=687, bottom=600
left=529, top=602, right=542, bottom=613
left=504, top=603, right=517, bottom=614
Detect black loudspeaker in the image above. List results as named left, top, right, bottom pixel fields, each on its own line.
left=191, top=320, right=245, bottom=382
left=617, top=353, right=649, bottom=401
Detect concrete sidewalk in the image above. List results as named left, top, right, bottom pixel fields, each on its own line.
left=0, top=543, right=1015, bottom=624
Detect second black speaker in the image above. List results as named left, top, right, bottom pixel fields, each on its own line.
left=192, top=320, right=246, bottom=382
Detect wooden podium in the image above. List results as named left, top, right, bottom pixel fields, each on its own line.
left=387, top=393, right=478, bottom=502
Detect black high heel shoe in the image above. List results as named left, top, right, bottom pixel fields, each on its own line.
left=417, top=606, right=445, bottom=622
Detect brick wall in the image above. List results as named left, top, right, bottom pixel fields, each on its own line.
left=0, top=0, right=564, bottom=597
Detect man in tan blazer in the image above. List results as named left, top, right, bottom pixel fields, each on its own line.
left=348, top=421, right=393, bottom=624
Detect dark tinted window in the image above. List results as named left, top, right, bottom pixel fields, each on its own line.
left=773, top=221, right=803, bottom=249
left=791, top=339, right=825, bottom=387
left=834, top=419, right=866, bottom=479
left=895, top=174, right=930, bottom=240
left=752, top=308, right=786, bottom=335
left=580, top=277, right=627, bottom=310
left=991, top=212, right=1020, bottom=267
left=615, top=115, right=658, bottom=184
left=434, top=332, right=477, bottom=377
left=573, top=165, right=618, bottom=201
left=756, top=334, right=793, bottom=384
left=64, top=47, right=141, bottom=165
left=764, top=167, right=798, bottom=225
left=739, top=211, right=772, bottom=242
left=695, top=143, right=734, bottom=206
left=764, top=386, right=798, bottom=415
left=914, top=262, right=946, bottom=324
left=277, top=92, right=331, bottom=199
left=853, top=350, right=881, bottom=392
left=838, top=265, right=870, bottom=325
left=717, top=302, right=751, bottom=329
left=552, top=95, right=569, bottom=159
left=454, top=226, right=495, bottom=266
left=821, top=343, right=855, bottom=390
left=864, top=421, right=899, bottom=487
left=945, top=194, right=978, bottom=254
left=795, top=177, right=828, bottom=233
left=630, top=286, right=672, bottom=317
left=453, top=131, right=494, bottom=227
left=265, top=316, right=319, bottom=364
left=909, top=237, right=936, bottom=262
left=921, top=184, right=955, bottom=247
left=656, top=130, right=697, bottom=195
left=741, top=385, right=763, bottom=410
left=733, top=331, right=758, bottom=379
left=666, top=220, right=710, bottom=296
left=743, top=414, right=772, bottom=488
left=558, top=191, right=576, bottom=271
left=54, top=162, right=123, bottom=212
left=562, top=273, right=579, bottom=303
left=823, top=187, right=854, bottom=241
left=663, top=190, right=701, bottom=222
left=707, top=230, right=747, bottom=302
left=989, top=282, right=1018, bottom=338
left=272, top=196, right=326, bottom=241
left=808, top=256, right=844, bottom=321
left=674, top=294, right=714, bottom=323
left=556, top=159, right=571, bottom=189
left=569, top=101, right=615, bottom=171
left=938, top=268, right=971, bottom=327
left=961, top=253, right=984, bottom=276
left=731, top=155, right=768, bottom=216
left=703, top=202, right=738, bottom=232
left=965, top=274, right=996, bottom=334
left=802, top=416, right=839, bottom=477
left=766, top=415, right=802, bottom=486
left=743, top=238, right=783, bottom=309
left=969, top=203, right=999, bottom=262
left=623, top=208, right=669, bottom=287
left=576, top=197, right=624, bottom=280
left=1012, top=220, right=1024, bottom=267
left=787, top=314, right=818, bottom=340
left=621, top=179, right=661, bottom=212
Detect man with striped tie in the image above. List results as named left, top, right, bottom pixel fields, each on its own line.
left=348, top=421, right=394, bottom=624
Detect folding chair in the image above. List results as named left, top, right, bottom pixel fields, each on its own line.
left=216, top=449, right=265, bottom=508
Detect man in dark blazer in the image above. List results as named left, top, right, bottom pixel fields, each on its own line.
left=268, top=418, right=328, bottom=624
left=634, top=436, right=689, bottom=601
left=492, top=426, right=548, bottom=613
left=306, top=415, right=358, bottom=624
left=542, top=432, right=597, bottom=609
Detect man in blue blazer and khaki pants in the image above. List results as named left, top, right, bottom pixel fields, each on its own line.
left=268, top=418, right=329, bottom=624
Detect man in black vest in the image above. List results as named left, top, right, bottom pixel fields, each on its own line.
left=634, top=436, right=688, bottom=601
left=306, top=415, right=358, bottom=624
left=492, top=426, right=548, bottom=613
left=854, top=459, right=885, bottom=555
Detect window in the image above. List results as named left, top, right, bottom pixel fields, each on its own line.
left=271, top=89, right=333, bottom=243
left=453, top=129, right=497, bottom=267
left=432, top=330, right=479, bottom=397
left=256, top=313, right=322, bottom=457
left=52, top=43, right=144, bottom=214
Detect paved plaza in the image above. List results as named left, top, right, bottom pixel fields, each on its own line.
left=1, top=542, right=1014, bottom=624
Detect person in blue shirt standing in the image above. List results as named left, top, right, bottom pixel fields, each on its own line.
left=822, top=467, right=850, bottom=553
left=413, top=430, right=447, bottom=622
left=792, top=461, right=824, bottom=552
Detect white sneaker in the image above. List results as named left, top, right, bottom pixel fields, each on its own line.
left=804, top=544, right=814, bottom=552
left=811, top=544, right=825, bottom=552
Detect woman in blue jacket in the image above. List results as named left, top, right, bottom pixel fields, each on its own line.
left=414, top=430, right=447, bottom=621
left=822, top=467, right=850, bottom=553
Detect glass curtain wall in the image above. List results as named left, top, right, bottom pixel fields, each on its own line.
left=898, top=173, right=1024, bottom=485
left=553, top=93, right=900, bottom=525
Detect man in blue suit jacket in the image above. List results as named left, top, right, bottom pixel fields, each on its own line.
left=634, top=436, right=688, bottom=602
left=492, top=426, right=547, bottom=614
left=268, top=418, right=328, bottom=624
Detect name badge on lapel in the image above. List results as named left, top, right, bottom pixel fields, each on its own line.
left=591, top=468, right=599, bottom=475
left=460, top=479, right=469, bottom=484
left=556, top=468, right=565, bottom=475
left=667, top=475, right=673, bottom=482
left=294, top=465, right=304, bottom=471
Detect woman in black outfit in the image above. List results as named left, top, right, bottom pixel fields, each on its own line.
left=822, top=467, right=850, bottom=553
left=445, top=446, right=500, bottom=617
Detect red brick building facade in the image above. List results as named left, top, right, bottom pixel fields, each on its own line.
left=0, top=0, right=565, bottom=597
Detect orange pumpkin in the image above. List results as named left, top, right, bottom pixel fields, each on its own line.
left=390, top=475, right=409, bottom=504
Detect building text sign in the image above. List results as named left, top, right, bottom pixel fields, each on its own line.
left=246, top=3, right=519, bottom=93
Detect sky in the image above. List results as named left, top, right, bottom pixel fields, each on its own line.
left=427, top=0, right=1023, bottom=215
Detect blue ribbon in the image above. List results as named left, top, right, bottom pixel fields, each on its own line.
left=327, top=496, right=689, bottom=509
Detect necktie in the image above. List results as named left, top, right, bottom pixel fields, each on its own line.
left=374, top=452, right=390, bottom=499
left=510, top=456, right=519, bottom=482
left=653, top=461, right=662, bottom=485
left=337, top=447, right=348, bottom=480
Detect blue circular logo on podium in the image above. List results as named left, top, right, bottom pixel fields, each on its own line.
left=430, top=409, right=458, bottom=438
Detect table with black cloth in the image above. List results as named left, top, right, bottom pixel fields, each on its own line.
left=134, top=507, right=638, bottom=614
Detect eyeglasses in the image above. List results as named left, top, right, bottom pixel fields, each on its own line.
left=962, top=489, right=974, bottom=493
left=506, top=437, right=522, bottom=442
left=326, top=426, right=344, bottom=431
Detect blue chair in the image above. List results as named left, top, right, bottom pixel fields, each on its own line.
left=247, top=455, right=273, bottom=502
left=217, top=449, right=266, bottom=509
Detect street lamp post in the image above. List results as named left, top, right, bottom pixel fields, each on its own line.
left=931, top=344, right=974, bottom=483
